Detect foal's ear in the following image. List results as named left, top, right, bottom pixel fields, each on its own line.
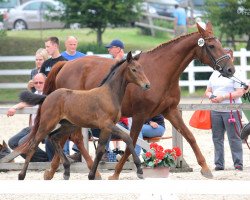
left=126, top=51, right=133, bottom=63
left=133, top=51, right=141, bottom=60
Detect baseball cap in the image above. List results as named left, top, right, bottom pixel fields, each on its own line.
left=105, top=39, right=124, bottom=49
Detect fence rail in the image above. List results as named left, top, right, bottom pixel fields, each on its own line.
left=0, top=48, right=250, bottom=93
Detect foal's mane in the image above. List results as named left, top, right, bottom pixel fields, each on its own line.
left=99, top=58, right=127, bottom=87
left=145, top=32, right=198, bottom=54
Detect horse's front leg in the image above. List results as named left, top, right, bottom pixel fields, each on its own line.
left=88, top=130, right=110, bottom=180
left=110, top=126, right=143, bottom=179
left=71, top=128, right=102, bottom=180
left=109, top=118, right=144, bottom=180
left=164, top=108, right=213, bottom=179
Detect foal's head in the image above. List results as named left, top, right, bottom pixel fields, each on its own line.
left=124, top=51, right=150, bottom=90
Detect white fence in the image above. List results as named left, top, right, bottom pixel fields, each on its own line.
left=0, top=48, right=250, bottom=93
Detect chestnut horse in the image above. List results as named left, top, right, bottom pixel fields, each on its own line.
left=4, top=22, right=234, bottom=180
left=15, top=52, right=150, bottom=180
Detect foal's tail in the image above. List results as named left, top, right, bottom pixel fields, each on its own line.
left=19, top=91, right=46, bottom=105
left=12, top=106, right=42, bottom=155
left=43, top=61, right=67, bottom=95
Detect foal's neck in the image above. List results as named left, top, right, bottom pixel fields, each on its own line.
left=105, top=64, right=128, bottom=105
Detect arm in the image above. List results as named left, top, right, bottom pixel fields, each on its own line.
left=7, top=102, right=31, bottom=117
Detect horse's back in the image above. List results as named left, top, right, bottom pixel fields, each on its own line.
left=56, top=56, right=116, bottom=90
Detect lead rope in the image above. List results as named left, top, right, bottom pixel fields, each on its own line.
left=230, top=93, right=250, bottom=150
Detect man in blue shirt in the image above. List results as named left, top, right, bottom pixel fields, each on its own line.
left=61, top=36, right=86, bottom=60
left=173, top=4, right=188, bottom=37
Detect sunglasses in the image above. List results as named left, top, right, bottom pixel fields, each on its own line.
left=34, top=81, right=44, bottom=85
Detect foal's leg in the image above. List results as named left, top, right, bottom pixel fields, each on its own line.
left=88, top=130, right=110, bottom=180
left=44, top=132, right=68, bottom=180
left=109, top=118, right=144, bottom=180
left=164, top=108, right=213, bottom=179
left=49, top=133, right=71, bottom=180
left=109, top=125, right=143, bottom=179
left=70, top=129, right=102, bottom=180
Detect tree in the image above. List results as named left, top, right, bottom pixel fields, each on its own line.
left=57, top=0, right=142, bottom=46
left=205, top=0, right=250, bottom=50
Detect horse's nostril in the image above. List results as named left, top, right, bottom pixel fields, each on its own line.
left=145, top=84, right=150, bottom=89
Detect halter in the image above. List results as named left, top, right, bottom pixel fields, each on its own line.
left=202, top=36, right=231, bottom=71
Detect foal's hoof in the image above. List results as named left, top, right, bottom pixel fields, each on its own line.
left=201, top=169, right=213, bottom=179
left=18, top=173, right=25, bottom=180
left=137, top=172, right=144, bottom=179
left=95, top=174, right=102, bottom=180
left=44, top=170, right=53, bottom=180
left=63, top=174, right=70, bottom=180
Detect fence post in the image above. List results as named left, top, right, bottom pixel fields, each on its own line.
left=188, top=61, right=195, bottom=93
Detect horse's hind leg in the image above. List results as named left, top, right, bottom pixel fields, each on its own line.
left=164, top=108, right=213, bottom=179
left=70, top=128, right=102, bottom=180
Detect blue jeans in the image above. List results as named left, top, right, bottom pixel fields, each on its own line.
left=211, top=110, right=243, bottom=168
left=135, top=124, right=165, bottom=156
left=8, top=127, right=49, bottom=162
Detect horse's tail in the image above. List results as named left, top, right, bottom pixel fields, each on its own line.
left=19, top=91, right=46, bottom=105
left=43, top=61, right=67, bottom=95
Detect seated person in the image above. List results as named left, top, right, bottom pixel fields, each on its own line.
left=135, top=114, right=166, bottom=156
left=7, top=73, right=53, bottom=162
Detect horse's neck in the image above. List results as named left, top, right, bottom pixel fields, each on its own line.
left=149, top=33, right=199, bottom=76
left=105, top=66, right=127, bottom=105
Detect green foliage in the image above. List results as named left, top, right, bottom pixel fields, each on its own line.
left=205, top=0, right=250, bottom=49
left=57, top=0, right=143, bottom=45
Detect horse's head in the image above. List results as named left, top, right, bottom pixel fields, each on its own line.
left=126, top=51, right=150, bottom=90
left=0, top=140, right=11, bottom=160
left=196, top=22, right=235, bottom=77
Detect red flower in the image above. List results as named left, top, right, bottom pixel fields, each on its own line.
left=145, top=151, right=152, bottom=158
left=173, top=147, right=182, bottom=157
left=155, top=151, right=164, bottom=160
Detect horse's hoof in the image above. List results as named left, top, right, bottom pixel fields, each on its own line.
left=108, top=175, right=119, bottom=180
left=44, top=170, right=53, bottom=180
left=137, top=172, right=144, bottom=179
left=201, top=169, right=213, bottom=179
left=63, top=174, right=70, bottom=180
left=18, top=174, right=24, bottom=180
left=94, top=174, right=102, bottom=180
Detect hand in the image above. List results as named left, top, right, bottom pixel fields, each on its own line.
left=210, top=95, right=224, bottom=103
left=149, top=121, right=159, bottom=129
left=7, top=108, right=16, bottom=117
left=27, top=80, right=34, bottom=90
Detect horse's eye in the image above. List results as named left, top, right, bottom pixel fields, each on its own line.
left=131, top=68, right=136, bottom=72
left=209, top=45, right=214, bottom=49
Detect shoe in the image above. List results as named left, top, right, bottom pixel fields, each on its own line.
left=214, top=166, right=224, bottom=171
left=235, top=166, right=243, bottom=171
left=68, top=152, right=82, bottom=162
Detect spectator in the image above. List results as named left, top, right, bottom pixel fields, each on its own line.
left=40, top=36, right=67, bottom=76
left=205, top=48, right=245, bottom=171
left=135, top=114, right=166, bottom=156
left=27, top=48, right=49, bottom=93
left=60, top=36, right=86, bottom=161
left=7, top=73, right=50, bottom=162
left=61, top=36, right=86, bottom=60
left=173, top=4, right=188, bottom=37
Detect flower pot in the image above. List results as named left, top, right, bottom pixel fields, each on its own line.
left=142, top=167, right=170, bottom=178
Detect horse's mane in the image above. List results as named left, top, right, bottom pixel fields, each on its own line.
left=98, top=58, right=127, bottom=87
left=145, top=32, right=198, bottom=54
